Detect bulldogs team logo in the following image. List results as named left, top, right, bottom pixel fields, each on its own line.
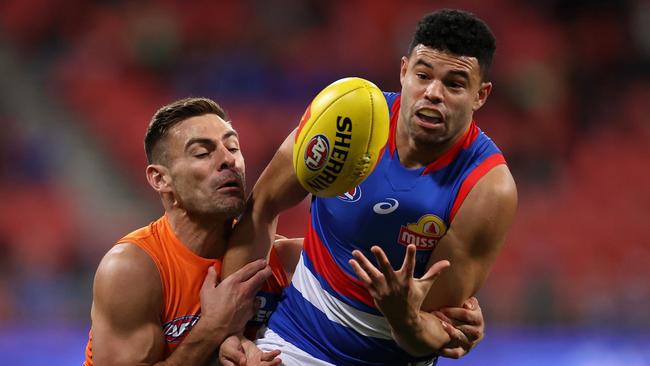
left=337, top=186, right=361, bottom=202
left=304, top=134, right=330, bottom=171
left=163, top=314, right=200, bottom=343
left=398, top=214, right=448, bottom=250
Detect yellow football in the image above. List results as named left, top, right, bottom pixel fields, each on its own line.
left=292, top=77, right=389, bottom=197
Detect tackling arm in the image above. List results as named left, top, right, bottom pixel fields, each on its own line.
left=91, top=244, right=272, bottom=366
left=222, top=129, right=308, bottom=278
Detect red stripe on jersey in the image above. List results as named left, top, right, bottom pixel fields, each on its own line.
left=387, top=96, right=401, bottom=157
left=422, top=122, right=480, bottom=175
left=449, top=153, right=506, bottom=222
left=303, top=219, right=375, bottom=308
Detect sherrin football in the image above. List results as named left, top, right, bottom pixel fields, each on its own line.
left=293, top=77, right=390, bottom=197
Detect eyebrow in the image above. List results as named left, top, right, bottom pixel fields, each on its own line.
left=448, top=69, right=470, bottom=81
left=184, top=130, right=239, bottom=150
left=414, top=58, right=471, bottom=81
left=185, top=137, right=216, bottom=150
left=414, top=58, right=433, bottom=69
left=223, top=129, right=239, bottom=141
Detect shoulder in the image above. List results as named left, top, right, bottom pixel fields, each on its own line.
left=93, top=243, right=162, bottom=322
left=469, top=164, right=517, bottom=205
left=451, top=165, right=517, bottom=249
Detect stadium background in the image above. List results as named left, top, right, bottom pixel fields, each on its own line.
left=0, top=0, right=649, bottom=364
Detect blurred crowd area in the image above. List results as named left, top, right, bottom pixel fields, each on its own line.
left=0, top=0, right=649, bottom=332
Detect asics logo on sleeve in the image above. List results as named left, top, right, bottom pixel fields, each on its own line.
left=373, top=198, right=399, bottom=214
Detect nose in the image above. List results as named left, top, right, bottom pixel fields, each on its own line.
left=217, top=144, right=237, bottom=170
left=424, top=80, right=444, bottom=104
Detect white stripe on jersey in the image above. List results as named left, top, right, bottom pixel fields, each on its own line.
left=256, top=327, right=336, bottom=366
left=292, top=254, right=393, bottom=340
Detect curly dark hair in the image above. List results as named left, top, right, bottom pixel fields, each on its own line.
left=144, top=97, right=229, bottom=164
left=408, top=9, right=496, bottom=80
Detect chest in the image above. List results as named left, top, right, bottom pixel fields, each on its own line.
left=314, top=152, right=460, bottom=272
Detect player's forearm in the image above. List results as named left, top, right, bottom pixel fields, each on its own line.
left=389, top=310, right=451, bottom=357
left=156, top=321, right=229, bottom=366
left=221, top=193, right=278, bottom=277
left=222, top=130, right=307, bottom=277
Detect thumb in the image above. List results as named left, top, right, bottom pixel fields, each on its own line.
left=201, top=265, right=218, bottom=290
left=420, top=259, right=450, bottom=284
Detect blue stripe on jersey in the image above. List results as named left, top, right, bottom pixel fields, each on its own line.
left=268, top=283, right=436, bottom=366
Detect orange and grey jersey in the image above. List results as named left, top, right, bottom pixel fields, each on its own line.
left=84, top=215, right=288, bottom=365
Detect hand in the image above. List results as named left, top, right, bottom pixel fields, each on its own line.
left=200, top=259, right=272, bottom=337
left=219, top=335, right=281, bottom=366
left=434, top=297, right=484, bottom=358
left=349, top=244, right=450, bottom=329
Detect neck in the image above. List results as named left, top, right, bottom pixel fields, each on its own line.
left=165, top=207, right=232, bottom=259
left=395, top=117, right=469, bottom=169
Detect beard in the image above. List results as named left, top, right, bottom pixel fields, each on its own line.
left=174, top=169, right=247, bottom=220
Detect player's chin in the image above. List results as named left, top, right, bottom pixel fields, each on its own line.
left=213, top=195, right=246, bottom=215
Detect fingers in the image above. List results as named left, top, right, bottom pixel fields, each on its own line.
left=370, top=246, right=397, bottom=280
left=201, top=265, right=219, bottom=290
left=398, top=244, right=417, bottom=277
left=227, top=259, right=269, bottom=283
left=351, top=250, right=383, bottom=282
left=260, top=349, right=281, bottom=361
left=464, top=296, right=479, bottom=310
left=439, top=300, right=483, bottom=326
left=432, top=310, right=453, bottom=325
left=453, top=324, right=483, bottom=343
left=240, top=265, right=273, bottom=295
left=349, top=259, right=372, bottom=285
left=440, top=321, right=471, bottom=358
left=224, top=259, right=272, bottom=299
left=439, top=346, right=465, bottom=359
left=219, top=336, right=247, bottom=366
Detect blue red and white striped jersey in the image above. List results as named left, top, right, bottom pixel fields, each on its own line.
left=267, top=92, right=505, bottom=365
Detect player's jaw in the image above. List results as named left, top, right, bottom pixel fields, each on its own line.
left=174, top=168, right=246, bottom=219
left=404, top=102, right=450, bottom=146
left=207, top=168, right=246, bottom=214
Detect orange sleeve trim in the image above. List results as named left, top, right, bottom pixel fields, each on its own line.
left=449, top=154, right=506, bottom=222
left=265, top=245, right=290, bottom=292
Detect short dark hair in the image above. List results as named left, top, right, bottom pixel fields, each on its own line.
left=408, top=9, right=496, bottom=80
left=144, top=97, right=228, bottom=164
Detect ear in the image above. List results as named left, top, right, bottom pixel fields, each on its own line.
left=146, top=164, right=172, bottom=193
left=473, top=82, right=492, bottom=111
left=399, top=56, right=409, bottom=86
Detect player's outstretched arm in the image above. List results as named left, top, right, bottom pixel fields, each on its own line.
left=90, top=244, right=271, bottom=366
left=222, top=129, right=308, bottom=278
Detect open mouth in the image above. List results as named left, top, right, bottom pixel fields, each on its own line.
left=217, top=179, right=242, bottom=193
left=416, top=109, right=443, bottom=124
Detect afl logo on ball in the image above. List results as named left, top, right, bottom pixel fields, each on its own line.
left=304, top=134, right=330, bottom=171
